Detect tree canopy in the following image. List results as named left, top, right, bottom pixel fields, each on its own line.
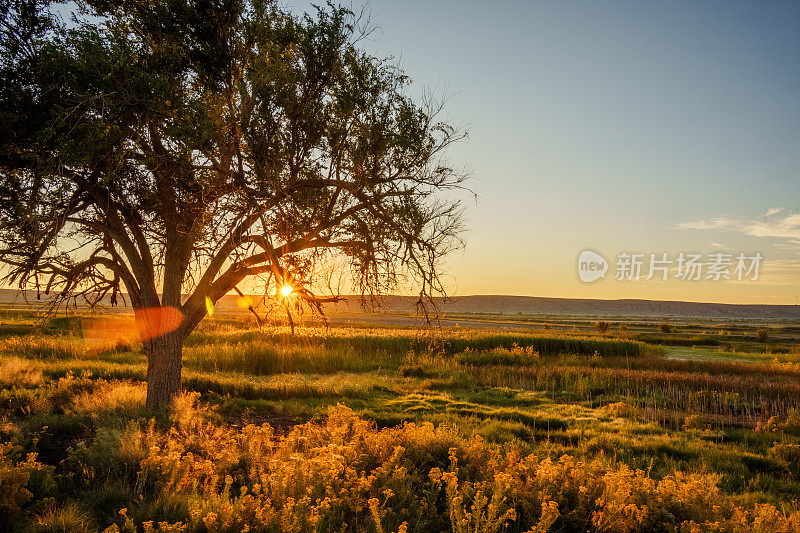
left=0, top=0, right=467, bottom=408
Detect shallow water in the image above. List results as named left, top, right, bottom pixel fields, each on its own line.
left=662, top=345, right=767, bottom=363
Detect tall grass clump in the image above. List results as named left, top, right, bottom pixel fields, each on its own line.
left=181, top=371, right=400, bottom=401
left=186, top=326, right=651, bottom=360
left=456, top=345, right=540, bottom=366
left=183, top=339, right=392, bottom=375
left=439, top=334, right=648, bottom=358
left=0, top=336, right=92, bottom=360
left=185, top=328, right=418, bottom=361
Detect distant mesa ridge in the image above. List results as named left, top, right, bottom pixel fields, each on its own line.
left=449, top=295, right=799, bottom=319
left=2, top=289, right=797, bottom=320
left=322, top=294, right=799, bottom=319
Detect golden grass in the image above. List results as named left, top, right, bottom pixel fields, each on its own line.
left=66, top=381, right=147, bottom=417
left=0, top=358, right=42, bottom=387
left=1, top=314, right=800, bottom=531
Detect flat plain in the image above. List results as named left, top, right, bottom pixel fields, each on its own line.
left=2, top=308, right=800, bottom=532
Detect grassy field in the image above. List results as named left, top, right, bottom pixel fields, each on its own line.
left=1, top=310, right=800, bottom=532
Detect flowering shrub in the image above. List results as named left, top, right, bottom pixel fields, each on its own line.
left=755, top=409, right=800, bottom=436
left=0, top=442, right=54, bottom=523
left=684, top=415, right=711, bottom=431
left=61, top=398, right=798, bottom=532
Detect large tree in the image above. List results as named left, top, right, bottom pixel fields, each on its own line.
left=0, top=0, right=466, bottom=409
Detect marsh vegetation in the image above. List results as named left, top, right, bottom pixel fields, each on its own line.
left=1, top=311, right=799, bottom=531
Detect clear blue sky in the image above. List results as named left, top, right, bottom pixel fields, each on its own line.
left=287, top=0, right=800, bottom=303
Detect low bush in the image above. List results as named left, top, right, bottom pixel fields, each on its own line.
left=594, top=321, right=610, bottom=333
left=659, top=323, right=675, bottom=334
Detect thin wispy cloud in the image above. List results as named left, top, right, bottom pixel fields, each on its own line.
left=677, top=217, right=736, bottom=231
left=756, top=259, right=800, bottom=286
left=678, top=208, right=800, bottom=245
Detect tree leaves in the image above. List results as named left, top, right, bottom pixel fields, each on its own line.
left=0, top=0, right=468, bottom=327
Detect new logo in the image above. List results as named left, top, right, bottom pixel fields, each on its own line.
left=578, top=250, right=608, bottom=283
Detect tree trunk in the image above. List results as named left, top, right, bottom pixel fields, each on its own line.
left=145, top=332, right=183, bottom=411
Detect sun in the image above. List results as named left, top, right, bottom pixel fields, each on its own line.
left=280, top=285, right=294, bottom=297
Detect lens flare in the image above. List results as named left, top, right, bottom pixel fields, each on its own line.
left=133, top=306, right=184, bottom=341
left=236, top=295, right=254, bottom=309
left=280, top=285, right=294, bottom=297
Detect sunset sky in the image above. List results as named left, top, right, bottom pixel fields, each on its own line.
left=286, top=0, right=800, bottom=304
left=39, top=1, right=800, bottom=305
